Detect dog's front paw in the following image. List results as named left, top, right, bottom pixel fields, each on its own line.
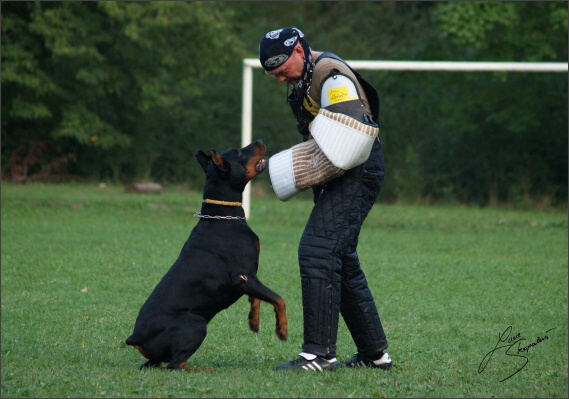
left=275, top=321, right=288, bottom=341
left=248, top=296, right=260, bottom=333
left=273, top=298, right=288, bottom=340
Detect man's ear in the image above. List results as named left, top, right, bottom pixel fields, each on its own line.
left=195, top=150, right=211, bottom=172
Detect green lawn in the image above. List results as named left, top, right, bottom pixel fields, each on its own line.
left=1, top=182, right=567, bottom=398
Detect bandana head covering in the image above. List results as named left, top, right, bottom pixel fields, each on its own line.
left=259, top=27, right=306, bottom=71
left=259, top=27, right=314, bottom=138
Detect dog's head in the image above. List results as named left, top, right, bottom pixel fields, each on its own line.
left=195, top=139, right=267, bottom=195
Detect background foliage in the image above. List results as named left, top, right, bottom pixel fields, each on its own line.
left=2, top=1, right=567, bottom=206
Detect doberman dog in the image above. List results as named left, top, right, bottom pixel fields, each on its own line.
left=125, top=139, right=288, bottom=371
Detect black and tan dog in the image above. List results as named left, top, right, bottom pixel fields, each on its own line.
left=125, top=139, right=287, bottom=371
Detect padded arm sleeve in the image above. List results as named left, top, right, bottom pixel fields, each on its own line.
left=268, top=73, right=378, bottom=201
left=310, top=108, right=378, bottom=170
left=268, top=139, right=344, bottom=201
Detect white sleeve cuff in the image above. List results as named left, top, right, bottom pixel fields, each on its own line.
left=268, top=148, right=301, bottom=201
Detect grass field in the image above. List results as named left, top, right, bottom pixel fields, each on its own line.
left=1, top=182, right=567, bottom=398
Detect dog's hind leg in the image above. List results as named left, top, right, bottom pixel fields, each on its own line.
left=165, top=315, right=208, bottom=371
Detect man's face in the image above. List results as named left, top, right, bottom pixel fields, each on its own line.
left=266, top=45, right=304, bottom=84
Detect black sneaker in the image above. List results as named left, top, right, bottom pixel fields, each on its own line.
left=275, top=353, right=338, bottom=371
left=341, top=352, right=392, bottom=370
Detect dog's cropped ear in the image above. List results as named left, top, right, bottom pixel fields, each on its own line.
left=195, top=150, right=211, bottom=172
left=210, top=150, right=230, bottom=172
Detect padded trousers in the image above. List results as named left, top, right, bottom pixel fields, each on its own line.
left=298, top=137, right=388, bottom=358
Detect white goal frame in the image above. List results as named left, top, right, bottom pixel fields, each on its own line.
left=241, top=59, right=568, bottom=218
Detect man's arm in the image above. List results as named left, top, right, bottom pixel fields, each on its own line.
left=268, top=67, right=378, bottom=201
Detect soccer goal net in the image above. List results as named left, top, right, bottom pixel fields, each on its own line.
left=241, top=59, right=568, bottom=218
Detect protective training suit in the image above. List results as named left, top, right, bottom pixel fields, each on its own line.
left=270, top=52, right=389, bottom=359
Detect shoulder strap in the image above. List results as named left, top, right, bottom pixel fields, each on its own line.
left=315, top=52, right=380, bottom=125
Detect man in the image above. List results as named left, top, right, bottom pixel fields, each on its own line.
left=259, top=27, right=392, bottom=371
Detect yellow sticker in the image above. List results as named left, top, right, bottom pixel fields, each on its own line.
left=327, top=86, right=358, bottom=104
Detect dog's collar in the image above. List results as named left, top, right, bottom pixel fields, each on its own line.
left=194, top=211, right=245, bottom=220
left=203, top=198, right=242, bottom=207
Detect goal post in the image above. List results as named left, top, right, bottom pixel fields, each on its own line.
left=241, top=58, right=568, bottom=218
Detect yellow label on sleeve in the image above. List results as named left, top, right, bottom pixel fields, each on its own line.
left=327, top=86, right=358, bottom=105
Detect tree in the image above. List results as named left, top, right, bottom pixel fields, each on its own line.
left=2, top=1, right=242, bottom=183
left=425, top=1, right=568, bottom=205
left=2, top=1, right=566, bottom=206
